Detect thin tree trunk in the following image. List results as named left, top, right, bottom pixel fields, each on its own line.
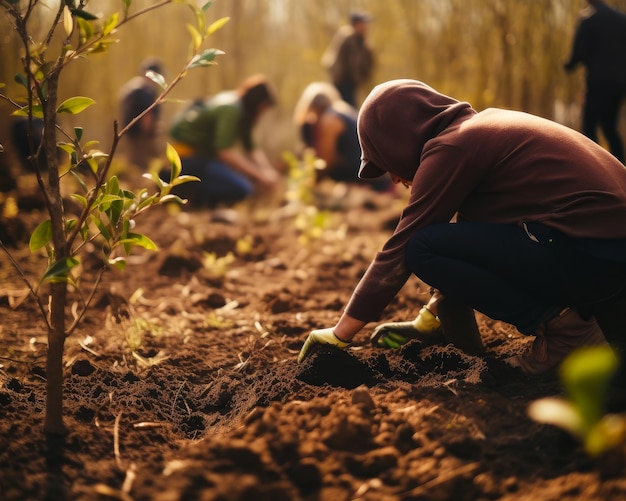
left=42, top=71, right=68, bottom=435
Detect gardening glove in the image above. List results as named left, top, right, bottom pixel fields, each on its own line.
left=297, top=328, right=351, bottom=363
left=371, top=306, right=442, bottom=348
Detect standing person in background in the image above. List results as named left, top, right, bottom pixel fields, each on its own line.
left=293, top=82, right=391, bottom=192
left=168, top=74, right=280, bottom=214
left=118, top=57, right=164, bottom=170
left=564, top=0, right=626, bottom=163
left=322, top=10, right=375, bottom=107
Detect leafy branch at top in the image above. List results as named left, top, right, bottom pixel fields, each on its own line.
left=0, top=0, right=228, bottom=335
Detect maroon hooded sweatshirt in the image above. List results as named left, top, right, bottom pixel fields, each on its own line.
left=345, top=79, right=626, bottom=323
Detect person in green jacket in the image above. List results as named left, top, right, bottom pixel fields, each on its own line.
left=169, top=74, right=280, bottom=208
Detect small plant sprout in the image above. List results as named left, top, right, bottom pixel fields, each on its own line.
left=282, top=150, right=336, bottom=245
left=528, top=345, right=626, bottom=456
left=202, top=251, right=235, bottom=279
left=235, top=235, right=254, bottom=256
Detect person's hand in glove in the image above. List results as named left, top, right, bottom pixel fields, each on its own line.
left=370, top=306, right=442, bottom=348
left=297, top=328, right=352, bottom=363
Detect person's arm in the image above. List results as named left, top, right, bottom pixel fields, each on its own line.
left=249, top=148, right=280, bottom=187
left=333, top=312, right=367, bottom=342
left=564, top=15, right=591, bottom=71
left=217, top=147, right=279, bottom=188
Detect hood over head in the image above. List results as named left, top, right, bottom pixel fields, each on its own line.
left=357, top=79, right=475, bottom=180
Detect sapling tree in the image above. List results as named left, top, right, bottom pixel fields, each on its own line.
left=0, top=0, right=228, bottom=435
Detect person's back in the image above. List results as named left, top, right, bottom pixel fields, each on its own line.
left=169, top=91, right=241, bottom=158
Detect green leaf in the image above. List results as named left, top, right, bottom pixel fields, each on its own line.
left=42, top=256, right=79, bottom=283
left=560, top=346, right=619, bottom=432
left=159, top=194, right=188, bottom=205
left=187, top=48, right=225, bottom=69
left=121, top=232, right=158, bottom=251
left=527, top=397, right=583, bottom=438
left=166, top=143, right=182, bottom=179
left=63, top=5, right=74, bottom=36
left=145, top=70, right=167, bottom=90
left=186, top=24, right=202, bottom=52
left=86, top=157, right=98, bottom=174
left=206, top=16, right=229, bottom=36
left=12, top=104, right=44, bottom=119
left=201, top=1, right=215, bottom=12
left=57, top=96, right=96, bottom=114
left=143, top=171, right=166, bottom=191
left=91, top=215, right=112, bottom=241
left=70, top=193, right=88, bottom=208
left=108, top=257, right=127, bottom=271
left=136, top=193, right=159, bottom=210
left=74, top=127, right=83, bottom=141
left=57, top=142, right=76, bottom=155
left=76, top=17, right=93, bottom=44
left=105, top=175, right=121, bottom=195
left=170, top=174, right=200, bottom=187
left=70, top=169, right=89, bottom=193
left=29, top=220, right=53, bottom=252
left=14, top=73, right=28, bottom=88
left=103, top=12, right=119, bottom=36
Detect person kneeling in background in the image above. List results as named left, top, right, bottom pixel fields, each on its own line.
left=293, top=82, right=391, bottom=193
left=168, top=74, right=280, bottom=212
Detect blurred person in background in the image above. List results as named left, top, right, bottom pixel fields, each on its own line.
left=118, top=57, right=164, bottom=170
left=322, top=10, right=375, bottom=107
left=564, top=0, right=626, bottom=163
left=293, top=82, right=391, bottom=193
left=168, top=74, right=280, bottom=215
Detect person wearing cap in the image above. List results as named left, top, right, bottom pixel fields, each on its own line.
left=298, top=79, right=626, bottom=399
left=168, top=74, right=280, bottom=210
left=118, top=57, right=164, bottom=169
left=321, top=10, right=375, bottom=107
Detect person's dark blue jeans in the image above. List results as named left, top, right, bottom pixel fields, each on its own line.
left=406, top=222, right=626, bottom=335
left=173, top=156, right=253, bottom=208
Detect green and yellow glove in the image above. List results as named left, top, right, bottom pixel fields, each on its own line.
left=297, top=328, right=351, bottom=363
left=370, top=306, right=442, bottom=348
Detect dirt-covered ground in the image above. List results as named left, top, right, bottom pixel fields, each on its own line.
left=1, top=171, right=625, bottom=501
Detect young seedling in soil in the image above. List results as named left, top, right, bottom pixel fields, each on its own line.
left=0, top=0, right=227, bottom=435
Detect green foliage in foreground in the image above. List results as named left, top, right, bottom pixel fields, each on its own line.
left=528, top=346, right=626, bottom=457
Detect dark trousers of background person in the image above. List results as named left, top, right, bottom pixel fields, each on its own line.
left=406, top=221, right=626, bottom=337
left=583, top=80, right=626, bottom=164
left=165, top=156, right=253, bottom=208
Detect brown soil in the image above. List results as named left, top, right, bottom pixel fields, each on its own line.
left=1, top=181, right=625, bottom=501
